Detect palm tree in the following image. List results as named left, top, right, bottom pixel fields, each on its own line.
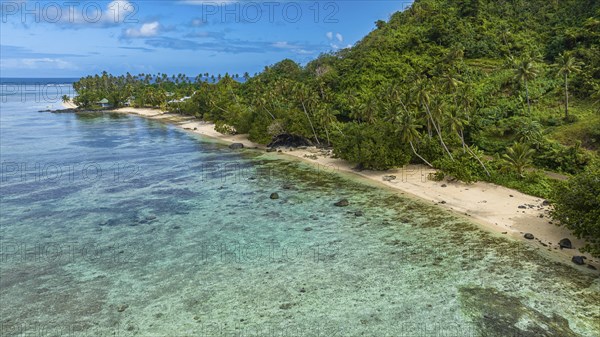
left=513, top=57, right=539, bottom=115
left=394, top=110, right=433, bottom=168
left=516, top=120, right=543, bottom=146
left=393, top=98, right=433, bottom=167
left=503, top=142, right=535, bottom=177
left=294, top=83, right=320, bottom=146
left=593, top=86, right=600, bottom=113
left=448, top=108, right=491, bottom=176
left=448, top=108, right=468, bottom=152
left=554, top=52, right=583, bottom=119
left=414, top=79, right=454, bottom=159
left=358, top=96, right=378, bottom=124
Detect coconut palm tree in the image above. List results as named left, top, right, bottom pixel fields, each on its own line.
left=513, top=57, right=539, bottom=115
left=393, top=98, right=433, bottom=168
left=414, top=79, right=454, bottom=159
left=516, top=120, right=543, bottom=146
left=503, top=142, right=536, bottom=177
left=593, top=86, right=600, bottom=113
left=393, top=109, right=433, bottom=168
left=358, top=96, right=378, bottom=124
left=448, top=108, right=491, bottom=176
left=554, top=52, right=583, bottom=119
left=293, top=83, right=320, bottom=146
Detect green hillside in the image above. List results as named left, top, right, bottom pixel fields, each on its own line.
left=73, top=0, right=600, bottom=255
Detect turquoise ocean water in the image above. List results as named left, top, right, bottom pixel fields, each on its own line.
left=0, top=81, right=598, bottom=336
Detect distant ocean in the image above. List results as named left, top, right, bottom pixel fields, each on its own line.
left=0, top=78, right=79, bottom=84
left=1, top=80, right=598, bottom=336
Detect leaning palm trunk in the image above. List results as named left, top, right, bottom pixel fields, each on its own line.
left=397, top=99, right=433, bottom=168
left=525, top=78, right=531, bottom=115
left=564, top=73, right=569, bottom=119
left=410, top=141, right=433, bottom=168
left=262, top=105, right=276, bottom=120
left=455, top=129, right=490, bottom=176
left=301, top=101, right=321, bottom=146
left=424, top=103, right=454, bottom=160
left=467, top=145, right=491, bottom=177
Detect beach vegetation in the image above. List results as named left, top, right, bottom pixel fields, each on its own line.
left=71, top=0, right=600, bottom=254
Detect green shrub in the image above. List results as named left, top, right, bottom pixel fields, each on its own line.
left=333, top=122, right=411, bottom=170
left=551, top=161, right=600, bottom=257
left=214, top=121, right=236, bottom=135
left=433, top=151, right=487, bottom=184
left=534, top=140, right=591, bottom=174
left=488, top=169, right=556, bottom=199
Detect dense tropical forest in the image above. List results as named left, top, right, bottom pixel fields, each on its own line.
left=70, top=0, right=600, bottom=256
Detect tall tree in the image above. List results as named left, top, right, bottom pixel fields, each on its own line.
left=513, top=57, right=539, bottom=115
left=393, top=109, right=433, bottom=168
left=554, top=52, right=583, bottom=119
left=414, top=79, right=454, bottom=159
left=503, top=142, right=535, bottom=177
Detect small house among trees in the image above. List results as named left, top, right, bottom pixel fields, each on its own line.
left=96, top=98, right=112, bottom=108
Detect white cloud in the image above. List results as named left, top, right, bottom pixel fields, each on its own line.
left=1, top=58, right=77, bottom=70
left=271, top=41, right=315, bottom=55
left=336, top=33, right=343, bottom=42
left=62, top=0, right=136, bottom=26
left=326, top=32, right=333, bottom=40
left=191, top=18, right=205, bottom=27
left=124, top=21, right=160, bottom=38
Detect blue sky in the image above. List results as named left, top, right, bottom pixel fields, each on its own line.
left=1, top=1, right=413, bottom=77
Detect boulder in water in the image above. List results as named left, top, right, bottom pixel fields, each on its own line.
left=229, top=143, right=244, bottom=150
left=334, top=199, right=349, bottom=207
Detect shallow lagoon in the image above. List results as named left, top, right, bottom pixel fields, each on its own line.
left=1, top=100, right=599, bottom=336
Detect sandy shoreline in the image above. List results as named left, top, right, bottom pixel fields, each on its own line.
left=69, top=105, right=599, bottom=270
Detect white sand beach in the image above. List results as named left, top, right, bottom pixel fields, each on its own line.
left=68, top=104, right=599, bottom=270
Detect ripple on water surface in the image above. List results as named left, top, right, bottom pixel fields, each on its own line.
left=0, top=111, right=598, bottom=337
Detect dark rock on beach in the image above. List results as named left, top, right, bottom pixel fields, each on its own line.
left=229, top=143, right=244, bottom=150
left=382, top=175, right=396, bottom=182
left=334, top=199, right=349, bottom=207
left=524, top=233, right=535, bottom=240
left=558, top=238, right=572, bottom=249
left=268, top=134, right=313, bottom=148
left=572, top=256, right=586, bottom=265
